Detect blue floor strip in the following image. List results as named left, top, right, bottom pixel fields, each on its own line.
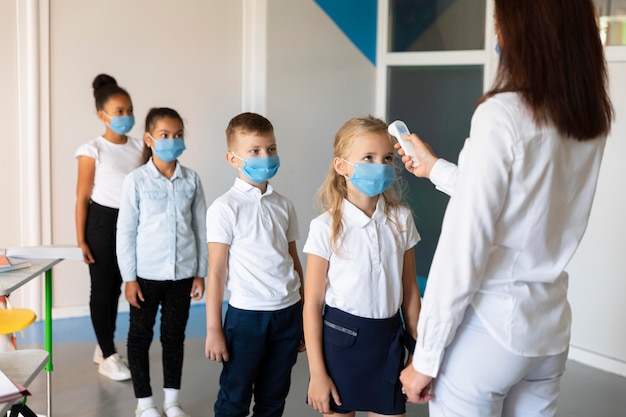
left=18, top=303, right=211, bottom=345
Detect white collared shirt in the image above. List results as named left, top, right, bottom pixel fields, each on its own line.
left=117, top=159, right=208, bottom=282
left=413, top=92, right=607, bottom=377
left=303, top=197, right=420, bottom=319
left=206, top=178, right=301, bottom=311
left=75, top=136, right=144, bottom=208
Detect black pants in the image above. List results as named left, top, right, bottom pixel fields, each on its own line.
left=85, top=201, right=122, bottom=358
left=127, top=277, right=193, bottom=398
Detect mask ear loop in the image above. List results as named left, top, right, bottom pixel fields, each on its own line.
left=341, top=159, right=356, bottom=181
left=230, top=152, right=246, bottom=173
left=146, top=133, right=157, bottom=152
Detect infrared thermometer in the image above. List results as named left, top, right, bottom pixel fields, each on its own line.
left=388, top=120, right=419, bottom=167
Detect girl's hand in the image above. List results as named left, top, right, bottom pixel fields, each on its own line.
left=307, top=374, right=341, bottom=414
left=125, top=281, right=144, bottom=308
left=205, top=328, right=229, bottom=362
left=297, top=339, right=306, bottom=353
left=394, top=133, right=438, bottom=179
left=190, top=277, right=205, bottom=300
left=400, top=362, right=434, bottom=404
left=79, top=242, right=95, bottom=264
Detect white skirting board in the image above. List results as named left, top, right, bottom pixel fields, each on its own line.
left=568, top=345, right=626, bottom=378
left=50, top=299, right=205, bottom=320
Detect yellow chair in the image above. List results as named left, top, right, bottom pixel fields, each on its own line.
left=0, top=308, right=37, bottom=335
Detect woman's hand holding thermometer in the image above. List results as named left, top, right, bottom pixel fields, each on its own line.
left=388, top=120, right=419, bottom=168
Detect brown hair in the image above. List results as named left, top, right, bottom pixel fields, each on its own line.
left=317, top=116, right=403, bottom=253
left=482, top=0, right=613, bottom=140
left=141, top=107, right=185, bottom=163
left=225, top=112, right=274, bottom=150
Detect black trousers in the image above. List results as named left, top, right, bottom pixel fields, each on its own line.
left=127, top=277, right=193, bottom=398
left=85, top=201, right=122, bottom=358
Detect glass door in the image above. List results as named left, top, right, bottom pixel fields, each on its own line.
left=377, top=0, right=490, bottom=288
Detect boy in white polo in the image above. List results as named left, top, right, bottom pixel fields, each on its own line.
left=205, top=112, right=304, bottom=417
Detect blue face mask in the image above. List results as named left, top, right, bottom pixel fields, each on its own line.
left=104, top=112, right=135, bottom=135
left=343, top=160, right=396, bottom=197
left=495, top=34, right=502, bottom=57
left=150, top=135, right=186, bottom=162
left=234, top=154, right=280, bottom=183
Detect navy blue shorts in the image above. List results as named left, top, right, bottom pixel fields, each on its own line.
left=320, top=306, right=407, bottom=415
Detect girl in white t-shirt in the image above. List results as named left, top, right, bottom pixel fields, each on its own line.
left=74, top=74, right=144, bottom=382
left=303, top=116, right=422, bottom=417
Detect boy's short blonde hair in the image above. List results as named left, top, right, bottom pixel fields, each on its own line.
left=226, top=112, right=274, bottom=150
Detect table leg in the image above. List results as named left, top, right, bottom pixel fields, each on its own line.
left=45, top=268, right=53, bottom=417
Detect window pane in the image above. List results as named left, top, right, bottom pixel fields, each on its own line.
left=387, top=66, right=483, bottom=281
left=595, top=0, right=626, bottom=46
left=389, top=0, right=486, bottom=52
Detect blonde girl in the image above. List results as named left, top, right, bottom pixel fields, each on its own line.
left=303, top=116, right=422, bottom=417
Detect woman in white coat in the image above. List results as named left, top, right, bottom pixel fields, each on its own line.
left=398, top=1, right=614, bottom=416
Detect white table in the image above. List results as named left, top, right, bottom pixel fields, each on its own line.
left=0, top=349, right=49, bottom=415
left=0, top=259, right=63, bottom=417
left=0, top=259, right=62, bottom=295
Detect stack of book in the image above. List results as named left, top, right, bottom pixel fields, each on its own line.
left=0, top=255, right=31, bottom=273
left=0, top=369, right=30, bottom=404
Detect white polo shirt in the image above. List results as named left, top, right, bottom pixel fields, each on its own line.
left=206, top=178, right=301, bottom=311
left=303, top=197, right=420, bottom=319
left=75, top=135, right=144, bottom=209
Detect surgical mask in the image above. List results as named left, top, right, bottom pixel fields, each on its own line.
left=343, top=160, right=396, bottom=197
left=495, top=35, right=502, bottom=57
left=150, top=135, right=186, bottom=162
left=103, top=112, right=134, bottom=135
left=233, top=153, right=280, bottom=183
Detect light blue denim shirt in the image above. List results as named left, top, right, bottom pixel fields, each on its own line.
left=116, top=159, right=208, bottom=282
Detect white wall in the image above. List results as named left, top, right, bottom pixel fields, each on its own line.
left=15, top=0, right=243, bottom=317
left=0, top=1, right=19, bottom=247
left=266, top=0, right=377, bottom=235
left=567, top=61, right=626, bottom=376
left=52, top=0, right=243, bottom=316
left=3, top=0, right=375, bottom=319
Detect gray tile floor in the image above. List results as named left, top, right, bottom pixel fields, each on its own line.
left=20, top=339, right=626, bottom=417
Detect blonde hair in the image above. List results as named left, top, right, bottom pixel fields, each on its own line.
left=317, top=116, right=403, bottom=253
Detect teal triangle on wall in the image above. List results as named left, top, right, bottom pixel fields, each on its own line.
left=314, top=0, right=377, bottom=65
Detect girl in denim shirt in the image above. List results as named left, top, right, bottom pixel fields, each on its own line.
left=117, top=107, right=208, bottom=417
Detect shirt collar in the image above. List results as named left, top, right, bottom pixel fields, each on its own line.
left=233, top=177, right=274, bottom=198
left=147, top=158, right=183, bottom=180
left=341, top=196, right=388, bottom=228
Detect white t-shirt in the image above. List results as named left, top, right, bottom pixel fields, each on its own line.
left=413, top=92, right=607, bottom=377
left=303, top=197, right=420, bottom=319
left=206, top=178, right=301, bottom=311
left=75, top=135, right=144, bottom=209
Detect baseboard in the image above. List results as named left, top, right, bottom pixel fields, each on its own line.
left=48, top=299, right=206, bottom=320
left=50, top=305, right=90, bottom=319
left=568, top=345, right=626, bottom=378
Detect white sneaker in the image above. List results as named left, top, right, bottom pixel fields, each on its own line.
left=98, top=353, right=131, bottom=381
left=94, top=344, right=129, bottom=366
left=93, top=344, right=103, bottom=364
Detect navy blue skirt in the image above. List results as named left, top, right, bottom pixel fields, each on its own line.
left=320, top=306, right=406, bottom=415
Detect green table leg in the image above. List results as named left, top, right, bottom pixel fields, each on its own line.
left=45, top=268, right=53, bottom=372
left=45, top=268, right=53, bottom=417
